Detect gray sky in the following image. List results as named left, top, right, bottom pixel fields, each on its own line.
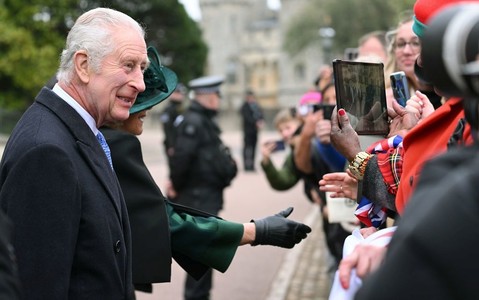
left=179, top=0, right=281, bottom=21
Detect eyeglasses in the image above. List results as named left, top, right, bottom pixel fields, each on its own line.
left=395, top=39, right=421, bottom=51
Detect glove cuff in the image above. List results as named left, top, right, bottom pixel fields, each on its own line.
left=250, top=219, right=264, bottom=246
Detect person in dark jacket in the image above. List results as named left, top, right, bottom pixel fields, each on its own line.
left=169, top=75, right=242, bottom=299
left=0, top=8, right=145, bottom=299
left=103, top=47, right=312, bottom=297
left=159, top=82, right=187, bottom=158
left=240, top=90, right=264, bottom=171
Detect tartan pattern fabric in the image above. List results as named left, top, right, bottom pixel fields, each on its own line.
left=369, top=135, right=404, bottom=195
left=354, top=135, right=403, bottom=227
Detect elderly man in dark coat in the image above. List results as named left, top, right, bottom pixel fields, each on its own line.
left=0, top=7, right=147, bottom=299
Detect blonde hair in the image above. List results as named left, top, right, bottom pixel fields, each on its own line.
left=274, top=108, right=298, bottom=130
left=384, top=11, right=418, bottom=91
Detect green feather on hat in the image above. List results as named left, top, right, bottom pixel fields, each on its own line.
left=130, top=46, right=178, bottom=114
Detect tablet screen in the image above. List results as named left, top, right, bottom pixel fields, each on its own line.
left=333, top=59, right=389, bottom=136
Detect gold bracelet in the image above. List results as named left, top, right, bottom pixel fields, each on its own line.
left=348, top=151, right=372, bottom=180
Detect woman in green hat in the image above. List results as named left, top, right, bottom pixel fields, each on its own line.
left=101, top=46, right=312, bottom=295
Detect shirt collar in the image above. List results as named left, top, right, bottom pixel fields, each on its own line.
left=52, top=84, right=99, bottom=135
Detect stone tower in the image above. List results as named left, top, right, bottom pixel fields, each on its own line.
left=198, top=0, right=325, bottom=112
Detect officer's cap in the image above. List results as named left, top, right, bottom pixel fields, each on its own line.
left=188, top=75, right=224, bottom=94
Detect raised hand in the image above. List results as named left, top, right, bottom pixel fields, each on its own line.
left=319, top=172, right=358, bottom=200
left=330, top=107, right=362, bottom=161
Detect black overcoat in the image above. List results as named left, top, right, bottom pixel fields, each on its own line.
left=0, top=88, right=133, bottom=299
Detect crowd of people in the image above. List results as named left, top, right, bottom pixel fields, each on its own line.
left=0, top=0, right=478, bottom=299
left=0, top=7, right=312, bottom=300
left=254, top=0, right=479, bottom=299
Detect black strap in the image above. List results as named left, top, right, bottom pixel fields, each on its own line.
left=447, top=118, right=466, bottom=150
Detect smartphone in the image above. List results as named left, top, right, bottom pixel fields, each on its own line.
left=390, top=71, right=410, bottom=107
left=311, top=104, right=335, bottom=120
left=311, top=104, right=322, bottom=113
left=272, top=140, right=285, bottom=152
left=333, top=59, right=389, bottom=136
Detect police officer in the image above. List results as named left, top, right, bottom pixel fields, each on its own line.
left=159, top=82, right=187, bottom=158
left=169, top=75, right=238, bottom=300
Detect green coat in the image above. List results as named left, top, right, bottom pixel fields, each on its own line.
left=260, top=151, right=300, bottom=191
left=102, top=127, right=243, bottom=292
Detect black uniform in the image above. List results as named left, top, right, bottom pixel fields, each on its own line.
left=240, top=100, right=263, bottom=171
left=169, top=100, right=237, bottom=300
left=159, top=101, right=183, bottom=158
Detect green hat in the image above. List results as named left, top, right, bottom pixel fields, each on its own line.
left=130, top=46, right=178, bottom=114
left=412, top=0, right=472, bottom=38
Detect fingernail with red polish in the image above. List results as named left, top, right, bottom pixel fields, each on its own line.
left=338, top=109, right=346, bottom=116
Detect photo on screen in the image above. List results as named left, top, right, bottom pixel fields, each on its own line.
left=333, top=59, right=389, bottom=136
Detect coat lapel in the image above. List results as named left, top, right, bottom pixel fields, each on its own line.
left=35, top=88, right=123, bottom=220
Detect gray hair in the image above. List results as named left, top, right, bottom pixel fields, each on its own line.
left=57, top=7, right=145, bottom=83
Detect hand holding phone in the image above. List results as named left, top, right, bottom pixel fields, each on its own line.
left=310, top=104, right=335, bottom=120
left=263, top=140, right=286, bottom=153
left=273, top=140, right=285, bottom=152
left=390, top=71, right=410, bottom=107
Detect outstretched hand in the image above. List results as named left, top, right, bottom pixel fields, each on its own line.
left=319, top=172, right=358, bottom=200
left=251, top=207, right=312, bottom=248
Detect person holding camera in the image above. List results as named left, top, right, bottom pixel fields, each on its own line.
left=354, top=2, right=479, bottom=299
left=327, top=1, right=476, bottom=298
left=321, top=8, right=468, bottom=229
left=260, top=108, right=302, bottom=191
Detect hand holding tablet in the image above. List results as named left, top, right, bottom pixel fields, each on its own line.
left=332, top=59, right=389, bottom=136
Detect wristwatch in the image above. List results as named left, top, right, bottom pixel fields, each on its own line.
left=348, top=151, right=372, bottom=180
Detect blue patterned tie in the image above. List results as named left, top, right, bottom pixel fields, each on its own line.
left=96, top=131, right=113, bottom=169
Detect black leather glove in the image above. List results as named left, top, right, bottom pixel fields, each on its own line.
left=251, top=207, right=312, bottom=249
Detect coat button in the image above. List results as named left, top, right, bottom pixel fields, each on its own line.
left=114, top=240, right=121, bottom=253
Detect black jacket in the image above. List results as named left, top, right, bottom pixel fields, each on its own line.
left=0, top=88, right=133, bottom=299
left=160, top=101, right=183, bottom=154
left=240, top=101, right=263, bottom=135
left=0, top=210, right=20, bottom=299
left=169, top=101, right=237, bottom=212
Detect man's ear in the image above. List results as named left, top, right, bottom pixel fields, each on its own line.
left=73, top=50, right=90, bottom=84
